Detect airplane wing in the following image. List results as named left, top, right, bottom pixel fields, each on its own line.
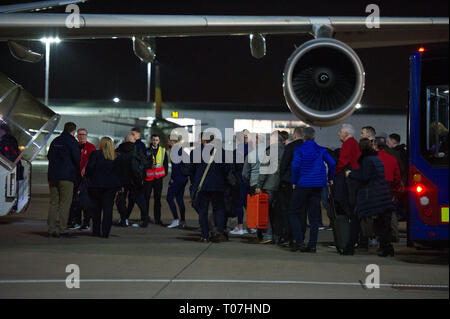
left=0, top=0, right=87, bottom=13
left=0, top=14, right=447, bottom=48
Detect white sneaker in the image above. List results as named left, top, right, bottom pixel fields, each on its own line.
left=248, top=228, right=257, bottom=234
left=125, top=219, right=129, bottom=226
left=229, top=228, right=246, bottom=235
left=369, top=238, right=378, bottom=247
left=69, top=224, right=81, bottom=230
left=167, top=220, right=180, bottom=229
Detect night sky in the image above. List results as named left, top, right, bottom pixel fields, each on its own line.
left=0, top=0, right=448, bottom=112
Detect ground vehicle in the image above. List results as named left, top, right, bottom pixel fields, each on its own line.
left=408, top=47, right=449, bottom=246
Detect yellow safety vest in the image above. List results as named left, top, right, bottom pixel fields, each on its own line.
left=145, top=146, right=166, bottom=181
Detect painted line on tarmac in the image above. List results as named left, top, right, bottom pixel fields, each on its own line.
left=0, top=279, right=448, bottom=289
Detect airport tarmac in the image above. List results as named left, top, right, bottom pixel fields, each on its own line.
left=0, top=162, right=448, bottom=299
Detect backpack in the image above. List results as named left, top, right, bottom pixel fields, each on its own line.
left=130, top=146, right=146, bottom=187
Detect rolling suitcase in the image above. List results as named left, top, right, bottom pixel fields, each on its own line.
left=328, top=186, right=350, bottom=254
left=246, top=193, right=269, bottom=230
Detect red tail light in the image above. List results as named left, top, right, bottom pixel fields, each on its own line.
left=416, top=185, right=424, bottom=194
left=410, top=166, right=439, bottom=226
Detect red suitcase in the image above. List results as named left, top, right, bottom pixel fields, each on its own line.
left=246, top=193, right=269, bottom=230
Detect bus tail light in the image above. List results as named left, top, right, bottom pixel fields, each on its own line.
left=410, top=166, right=440, bottom=226
left=415, top=185, right=425, bottom=194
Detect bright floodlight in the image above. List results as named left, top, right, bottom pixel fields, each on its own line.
left=356, top=103, right=362, bottom=109
left=113, top=97, right=120, bottom=103
left=40, top=37, right=61, bottom=44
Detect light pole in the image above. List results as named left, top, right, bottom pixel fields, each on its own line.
left=40, top=37, right=60, bottom=106
left=146, top=62, right=152, bottom=103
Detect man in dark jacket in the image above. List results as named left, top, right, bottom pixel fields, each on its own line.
left=115, top=133, right=148, bottom=227
left=189, top=132, right=230, bottom=242
left=131, top=127, right=147, bottom=154
left=276, top=126, right=305, bottom=246
left=387, top=133, right=408, bottom=221
left=47, top=122, right=81, bottom=237
left=166, top=138, right=189, bottom=229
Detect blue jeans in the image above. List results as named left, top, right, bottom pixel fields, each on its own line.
left=166, top=178, right=187, bottom=221
left=195, top=191, right=225, bottom=239
left=288, top=187, right=322, bottom=249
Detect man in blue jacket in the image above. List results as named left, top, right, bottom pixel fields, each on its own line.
left=47, top=122, right=81, bottom=237
left=288, top=127, right=336, bottom=253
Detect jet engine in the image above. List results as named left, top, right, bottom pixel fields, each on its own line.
left=283, top=38, right=365, bottom=127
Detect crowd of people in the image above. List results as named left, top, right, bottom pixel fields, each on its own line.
left=45, top=121, right=408, bottom=257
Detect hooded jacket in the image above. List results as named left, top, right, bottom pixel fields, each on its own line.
left=349, top=154, right=395, bottom=217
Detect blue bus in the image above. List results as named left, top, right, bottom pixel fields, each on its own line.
left=408, top=46, right=449, bottom=247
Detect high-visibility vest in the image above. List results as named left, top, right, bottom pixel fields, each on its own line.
left=145, top=146, right=166, bottom=181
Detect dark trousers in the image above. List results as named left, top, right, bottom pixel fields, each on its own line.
left=334, top=176, right=360, bottom=251
left=345, top=210, right=360, bottom=251
left=195, top=191, right=225, bottom=239
left=122, top=185, right=147, bottom=221
left=167, top=179, right=187, bottom=221
left=89, top=187, right=118, bottom=237
left=144, top=179, right=163, bottom=222
left=276, top=182, right=295, bottom=243
left=237, top=179, right=248, bottom=224
left=68, top=179, right=91, bottom=226
left=288, top=187, right=322, bottom=249
left=374, top=210, right=393, bottom=251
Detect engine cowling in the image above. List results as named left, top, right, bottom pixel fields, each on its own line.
left=283, top=38, right=365, bottom=127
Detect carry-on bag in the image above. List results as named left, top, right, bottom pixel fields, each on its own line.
left=246, top=193, right=269, bottom=230
left=329, top=185, right=350, bottom=254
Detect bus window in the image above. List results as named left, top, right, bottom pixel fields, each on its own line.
left=423, top=85, right=449, bottom=165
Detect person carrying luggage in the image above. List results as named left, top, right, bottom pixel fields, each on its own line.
left=255, top=131, right=285, bottom=244
left=189, top=132, right=230, bottom=242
